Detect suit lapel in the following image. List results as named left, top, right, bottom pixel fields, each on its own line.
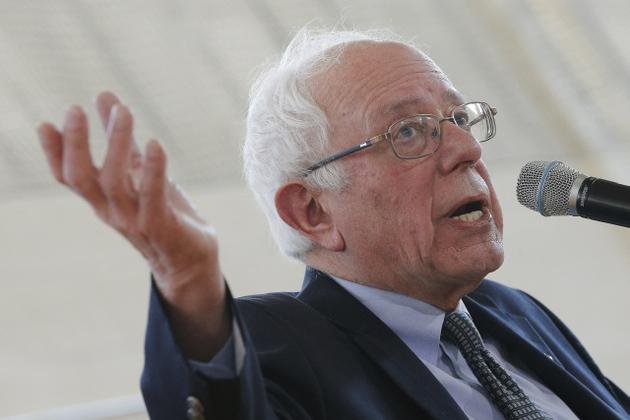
left=464, top=295, right=625, bottom=419
left=298, top=268, right=468, bottom=420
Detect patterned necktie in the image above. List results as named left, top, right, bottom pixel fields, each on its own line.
left=441, top=312, right=551, bottom=420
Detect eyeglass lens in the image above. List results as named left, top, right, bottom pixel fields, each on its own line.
left=464, top=102, right=494, bottom=144
left=390, top=102, right=494, bottom=158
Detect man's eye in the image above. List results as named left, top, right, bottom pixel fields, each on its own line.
left=453, top=111, right=470, bottom=126
left=398, top=124, right=419, bottom=139
left=397, top=121, right=433, bottom=140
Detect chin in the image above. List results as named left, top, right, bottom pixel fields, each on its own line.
left=477, top=240, right=505, bottom=273
left=477, top=241, right=505, bottom=274
left=443, top=240, right=505, bottom=285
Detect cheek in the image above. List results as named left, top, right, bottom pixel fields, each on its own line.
left=347, top=159, right=439, bottom=258
left=368, top=179, right=437, bottom=261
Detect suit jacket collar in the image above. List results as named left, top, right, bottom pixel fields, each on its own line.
left=298, top=267, right=468, bottom=419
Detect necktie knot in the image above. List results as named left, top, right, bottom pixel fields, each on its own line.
left=441, top=311, right=485, bottom=355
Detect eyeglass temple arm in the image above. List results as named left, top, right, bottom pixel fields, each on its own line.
left=302, top=138, right=381, bottom=177
left=468, top=106, right=497, bottom=127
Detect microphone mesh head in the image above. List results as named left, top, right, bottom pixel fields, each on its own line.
left=516, top=161, right=583, bottom=216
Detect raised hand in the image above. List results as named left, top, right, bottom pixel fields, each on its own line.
left=37, top=92, right=230, bottom=360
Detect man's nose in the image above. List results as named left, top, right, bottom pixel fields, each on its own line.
left=436, top=121, right=482, bottom=173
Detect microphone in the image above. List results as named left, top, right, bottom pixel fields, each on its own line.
left=516, top=160, right=630, bottom=228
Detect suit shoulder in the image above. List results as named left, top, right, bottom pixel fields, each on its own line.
left=233, top=291, right=318, bottom=324
left=236, top=290, right=299, bottom=309
left=473, top=278, right=522, bottom=296
left=468, top=278, right=543, bottom=315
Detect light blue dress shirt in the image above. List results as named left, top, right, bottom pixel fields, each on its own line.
left=333, top=276, right=578, bottom=420
left=193, top=275, right=579, bottom=419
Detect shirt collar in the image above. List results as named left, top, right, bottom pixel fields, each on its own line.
left=331, top=275, right=468, bottom=366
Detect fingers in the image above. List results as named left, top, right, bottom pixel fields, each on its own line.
left=139, top=140, right=169, bottom=235
left=95, top=91, right=142, bottom=167
left=60, top=106, right=108, bottom=209
left=38, top=97, right=172, bottom=264
left=95, top=97, right=156, bottom=259
left=95, top=91, right=119, bottom=127
left=38, top=122, right=64, bottom=183
left=100, top=104, right=140, bottom=226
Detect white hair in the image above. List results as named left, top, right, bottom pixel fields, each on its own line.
left=243, top=27, right=414, bottom=260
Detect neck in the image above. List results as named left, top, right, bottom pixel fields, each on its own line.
left=306, top=252, right=482, bottom=312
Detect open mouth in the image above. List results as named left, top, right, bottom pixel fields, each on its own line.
left=449, top=200, right=485, bottom=222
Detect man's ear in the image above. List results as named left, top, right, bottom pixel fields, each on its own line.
left=275, top=182, right=345, bottom=252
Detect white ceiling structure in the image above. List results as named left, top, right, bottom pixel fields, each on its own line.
left=2, top=0, right=630, bottom=201
left=2, top=0, right=630, bottom=417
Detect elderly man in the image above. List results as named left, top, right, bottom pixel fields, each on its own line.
left=38, top=28, right=628, bottom=419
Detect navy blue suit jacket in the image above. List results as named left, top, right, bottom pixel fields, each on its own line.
left=141, top=268, right=630, bottom=419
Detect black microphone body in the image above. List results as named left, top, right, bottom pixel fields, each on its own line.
left=576, top=177, right=630, bottom=228
left=516, top=161, right=630, bottom=229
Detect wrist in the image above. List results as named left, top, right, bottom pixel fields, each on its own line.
left=154, top=269, right=232, bottom=361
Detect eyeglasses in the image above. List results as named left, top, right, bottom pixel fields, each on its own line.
left=302, top=101, right=497, bottom=177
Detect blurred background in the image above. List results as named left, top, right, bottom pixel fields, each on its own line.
left=1, top=0, right=629, bottom=418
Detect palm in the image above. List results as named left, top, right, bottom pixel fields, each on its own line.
left=146, top=183, right=220, bottom=292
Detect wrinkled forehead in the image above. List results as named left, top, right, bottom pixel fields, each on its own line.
left=311, top=40, right=441, bottom=93
left=311, top=41, right=461, bottom=133
left=340, top=40, right=440, bottom=73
